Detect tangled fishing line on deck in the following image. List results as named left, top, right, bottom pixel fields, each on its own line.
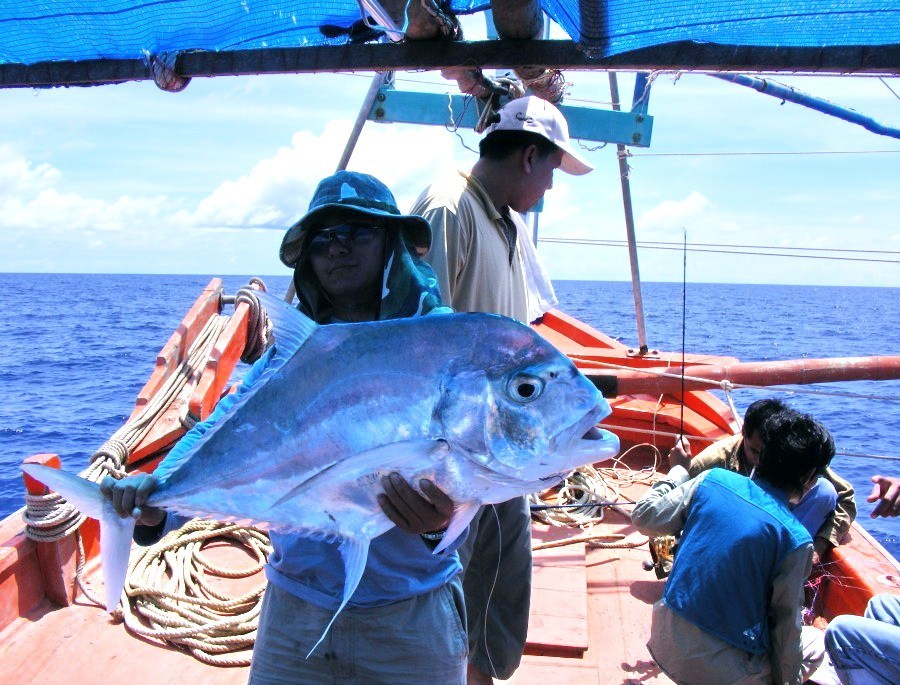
left=529, top=444, right=665, bottom=551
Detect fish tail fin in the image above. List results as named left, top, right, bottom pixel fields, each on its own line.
left=305, top=537, right=370, bottom=659
left=99, top=499, right=137, bottom=611
left=22, top=463, right=106, bottom=519
left=21, top=463, right=136, bottom=612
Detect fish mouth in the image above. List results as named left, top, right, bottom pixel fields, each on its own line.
left=549, top=401, right=608, bottom=454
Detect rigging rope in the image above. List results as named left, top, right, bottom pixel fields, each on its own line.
left=631, top=150, right=900, bottom=157
left=540, top=237, right=900, bottom=264
left=552, top=239, right=900, bottom=256
left=529, top=443, right=663, bottom=551
left=22, top=278, right=274, bottom=663
left=24, top=279, right=272, bottom=544
left=24, top=315, right=227, bottom=541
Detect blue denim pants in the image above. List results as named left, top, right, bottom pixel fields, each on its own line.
left=248, top=580, right=468, bottom=684
left=825, top=594, right=900, bottom=685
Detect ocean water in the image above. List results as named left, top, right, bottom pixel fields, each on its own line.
left=0, top=273, right=896, bottom=558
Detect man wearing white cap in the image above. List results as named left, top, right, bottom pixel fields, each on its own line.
left=410, top=95, right=593, bottom=684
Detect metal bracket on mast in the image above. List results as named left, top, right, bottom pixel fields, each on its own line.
left=366, top=85, right=654, bottom=147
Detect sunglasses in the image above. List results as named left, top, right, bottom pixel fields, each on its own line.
left=307, top=224, right=384, bottom=256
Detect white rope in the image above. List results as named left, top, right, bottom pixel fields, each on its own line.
left=121, top=519, right=272, bottom=667
left=722, top=381, right=744, bottom=429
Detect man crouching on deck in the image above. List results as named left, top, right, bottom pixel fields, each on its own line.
left=632, top=411, right=834, bottom=685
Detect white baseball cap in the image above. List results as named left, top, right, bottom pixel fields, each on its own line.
left=483, top=95, right=593, bottom=176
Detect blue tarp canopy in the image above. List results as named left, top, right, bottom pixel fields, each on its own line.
left=0, top=0, right=897, bottom=87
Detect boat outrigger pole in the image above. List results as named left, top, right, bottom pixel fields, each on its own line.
left=335, top=0, right=408, bottom=171
left=587, top=355, right=900, bottom=397
left=711, top=73, right=900, bottom=140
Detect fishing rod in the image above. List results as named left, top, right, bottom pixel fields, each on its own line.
left=679, top=228, right=687, bottom=437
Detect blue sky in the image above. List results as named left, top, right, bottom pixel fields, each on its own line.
left=1, top=18, right=898, bottom=286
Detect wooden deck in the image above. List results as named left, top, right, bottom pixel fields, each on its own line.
left=512, top=502, right=675, bottom=685
left=1, top=499, right=674, bottom=685
left=4, top=499, right=899, bottom=684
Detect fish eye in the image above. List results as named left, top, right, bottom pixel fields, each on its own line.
left=508, top=373, right=545, bottom=403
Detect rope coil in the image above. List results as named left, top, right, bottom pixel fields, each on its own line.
left=121, top=520, right=272, bottom=667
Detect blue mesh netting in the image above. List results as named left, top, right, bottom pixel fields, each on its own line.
left=0, top=0, right=897, bottom=65
left=0, top=0, right=484, bottom=64
left=542, top=0, right=900, bottom=56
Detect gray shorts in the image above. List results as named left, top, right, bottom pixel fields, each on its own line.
left=248, top=580, right=468, bottom=684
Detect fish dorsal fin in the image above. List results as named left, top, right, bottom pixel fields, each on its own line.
left=151, top=292, right=318, bottom=485
left=306, top=536, right=370, bottom=657
left=433, top=500, right=480, bottom=555
left=256, top=291, right=318, bottom=366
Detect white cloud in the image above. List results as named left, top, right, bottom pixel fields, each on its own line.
left=639, top=191, right=710, bottom=230
left=0, top=148, right=167, bottom=234
left=0, top=145, right=60, bottom=198
left=178, top=120, right=461, bottom=230
left=0, top=71, right=896, bottom=285
left=0, top=121, right=464, bottom=273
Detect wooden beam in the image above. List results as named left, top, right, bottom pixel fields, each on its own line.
left=2, top=40, right=898, bottom=89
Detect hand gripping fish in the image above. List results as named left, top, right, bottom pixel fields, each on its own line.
left=23, top=292, right=619, bottom=653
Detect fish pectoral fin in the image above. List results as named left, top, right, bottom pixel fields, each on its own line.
left=268, top=460, right=342, bottom=511
left=305, top=536, right=370, bottom=658
left=433, top=500, right=480, bottom=555
left=269, top=440, right=449, bottom=512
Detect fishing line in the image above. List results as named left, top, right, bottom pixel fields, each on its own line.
left=483, top=503, right=501, bottom=679
left=679, top=228, right=687, bottom=437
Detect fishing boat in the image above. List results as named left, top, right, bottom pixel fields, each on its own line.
left=1, top=1, right=898, bottom=683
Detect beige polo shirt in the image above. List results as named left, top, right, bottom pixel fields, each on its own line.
left=410, top=171, right=531, bottom=322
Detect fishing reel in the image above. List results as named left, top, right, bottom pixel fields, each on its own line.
left=643, top=535, right=677, bottom=579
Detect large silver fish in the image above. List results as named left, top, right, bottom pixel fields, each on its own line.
left=23, top=292, right=619, bottom=649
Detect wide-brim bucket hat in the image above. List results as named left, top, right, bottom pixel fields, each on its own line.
left=280, top=171, right=431, bottom=267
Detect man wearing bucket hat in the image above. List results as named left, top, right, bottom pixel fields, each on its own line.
left=410, top=95, right=593, bottom=684
left=102, top=171, right=469, bottom=684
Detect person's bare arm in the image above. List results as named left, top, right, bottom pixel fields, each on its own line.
left=868, top=475, right=900, bottom=518
left=769, top=545, right=814, bottom=685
